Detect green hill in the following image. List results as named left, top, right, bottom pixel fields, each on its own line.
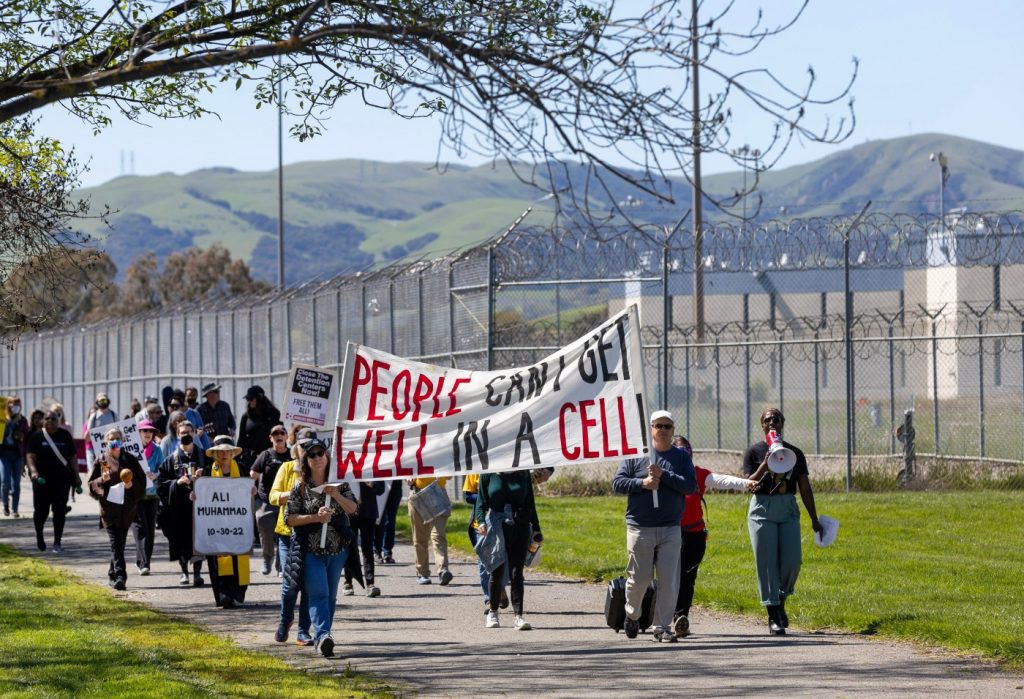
left=74, top=134, right=1024, bottom=284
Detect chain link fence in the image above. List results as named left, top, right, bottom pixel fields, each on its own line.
left=2, top=209, right=1023, bottom=476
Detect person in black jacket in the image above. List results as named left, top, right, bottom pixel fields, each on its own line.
left=156, top=420, right=208, bottom=586
left=474, top=470, right=542, bottom=631
left=236, top=385, right=279, bottom=468
left=342, top=481, right=385, bottom=598
left=26, top=411, right=81, bottom=552
left=87, top=428, right=147, bottom=590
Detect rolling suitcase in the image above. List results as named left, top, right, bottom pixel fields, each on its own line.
left=605, top=577, right=658, bottom=632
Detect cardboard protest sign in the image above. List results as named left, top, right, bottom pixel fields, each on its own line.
left=283, top=364, right=339, bottom=430
left=192, top=477, right=255, bottom=556
left=87, top=418, right=144, bottom=462
left=336, top=305, right=648, bottom=481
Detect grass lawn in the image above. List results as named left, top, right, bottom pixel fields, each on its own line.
left=399, top=490, right=1024, bottom=670
left=0, top=544, right=397, bottom=698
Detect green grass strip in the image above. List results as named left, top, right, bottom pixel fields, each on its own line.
left=401, top=490, right=1024, bottom=670
left=0, top=544, right=399, bottom=698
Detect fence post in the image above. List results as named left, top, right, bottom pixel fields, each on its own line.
left=777, top=332, right=784, bottom=415
left=684, top=344, right=691, bottom=439
left=931, top=321, right=940, bottom=454
left=813, top=332, right=821, bottom=454
left=448, top=266, right=456, bottom=368
left=714, top=341, right=721, bottom=450
left=417, top=271, right=425, bottom=358
left=888, top=322, right=896, bottom=454
left=978, top=320, right=985, bottom=458
left=266, top=306, right=273, bottom=387
left=335, top=290, right=343, bottom=369
left=311, top=296, right=320, bottom=367
left=388, top=281, right=396, bottom=356
left=487, top=246, right=495, bottom=371
left=284, top=299, right=293, bottom=373
left=743, top=294, right=750, bottom=445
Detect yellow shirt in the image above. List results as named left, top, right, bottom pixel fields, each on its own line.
left=269, top=459, right=301, bottom=536
left=462, top=474, right=479, bottom=494
left=412, top=476, right=448, bottom=492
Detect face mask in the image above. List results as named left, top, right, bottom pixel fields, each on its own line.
left=180, top=434, right=194, bottom=446
left=186, top=398, right=197, bottom=407
left=98, top=401, right=110, bottom=409
left=9, top=405, right=20, bottom=415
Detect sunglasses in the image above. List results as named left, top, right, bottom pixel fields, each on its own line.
left=43, top=417, right=58, bottom=422
left=307, top=449, right=327, bottom=458
left=270, top=430, right=287, bottom=437
left=653, top=424, right=674, bottom=431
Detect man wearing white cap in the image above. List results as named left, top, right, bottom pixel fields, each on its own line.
left=612, top=409, right=697, bottom=642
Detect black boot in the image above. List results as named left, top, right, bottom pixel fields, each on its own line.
left=767, top=606, right=786, bottom=635
left=778, top=594, right=789, bottom=628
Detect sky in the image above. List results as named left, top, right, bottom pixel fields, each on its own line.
left=35, top=0, right=1024, bottom=189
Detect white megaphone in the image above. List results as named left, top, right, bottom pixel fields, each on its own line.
left=765, top=430, right=797, bottom=474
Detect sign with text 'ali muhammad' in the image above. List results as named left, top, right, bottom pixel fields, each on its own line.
left=283, top=364, right=339, bottom=430
left=192, top=477, right=255, bottom=556
left=336, top=305, right=650, bottom=481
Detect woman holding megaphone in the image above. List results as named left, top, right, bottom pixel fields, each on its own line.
left=742, top=408, right=822, bottom=636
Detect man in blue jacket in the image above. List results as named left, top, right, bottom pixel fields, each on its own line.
left=612, top=409, right=696, bottom=642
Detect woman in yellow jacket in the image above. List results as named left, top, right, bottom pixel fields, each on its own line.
left=408, top=475, right=452, bottom=585
left=268, top=427, right=316, bottom=645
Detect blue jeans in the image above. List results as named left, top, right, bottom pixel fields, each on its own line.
left=278, top=535, right=311, bottom=636
left=0, top=452, right=22, bottom=513
left=304, top=549, right=348, bottom=642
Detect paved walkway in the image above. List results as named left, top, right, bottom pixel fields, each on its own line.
left=2, top=478, right=1022, bottom=698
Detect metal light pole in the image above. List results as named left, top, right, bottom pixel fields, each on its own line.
left=929, top=151, right=948, bottom=235
left=277, top=71, right=285, bottom=290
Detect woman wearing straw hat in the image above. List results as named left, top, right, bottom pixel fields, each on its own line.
left=204, top=435, right=255, bottom=609
left=742, top=407, right=822, bottom=636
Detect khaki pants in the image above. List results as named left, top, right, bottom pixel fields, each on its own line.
left=409, top=503, right=449, bottom=578
left=625, top=524, right=681, bottom=631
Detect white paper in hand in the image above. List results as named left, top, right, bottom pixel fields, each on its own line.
left=107, top=483, right=125, bottom=505
left=814, top=514, right=839, bottom=547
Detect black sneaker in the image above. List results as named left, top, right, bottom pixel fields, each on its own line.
left=36, top=536, right=46, bottom=552
left=778, top=595, right=790, bottom=628
left=624, top=617, right=639, bottom=639
left=316, top=634, right=335, bottom=658
left=652, top=627, right=678, bottom=643
left=275, top=621, right=291, bottom=643
left=767, top=606, right=786, bottom=636
left=673, top=614, right=690, bottom=638
left=220, top=594, right=236, bottom=609
left=439, top=569, right=453, bottom=586
left=113, top=578, right=127, bottom=591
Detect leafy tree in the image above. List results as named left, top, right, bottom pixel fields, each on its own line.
left=158, top=243, right=273, bottom=306
left=1, top=0, right=855, bottom=210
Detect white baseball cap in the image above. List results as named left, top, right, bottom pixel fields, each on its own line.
left=650, top=410, right=674, bottom=425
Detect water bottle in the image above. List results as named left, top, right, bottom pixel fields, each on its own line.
left=524, top=532, right=543, bottom=567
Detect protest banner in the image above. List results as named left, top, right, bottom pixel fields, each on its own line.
left=87, top=418, right=144, bottom=461
left=283, top=364, right=339, bottom=430
left=192, top=477, right=255, bottom=556
left=336, top=305, right=648, bottom=480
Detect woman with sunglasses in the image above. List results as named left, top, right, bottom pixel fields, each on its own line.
left=87, top=428, right=147, bottom=589
left=285, top=439, right=358, bottom=658
left=250, top=423, right=291, bottom=576
left=26, top=410, right=80, bottom=551
left=742, top=407, right=822, bottom=635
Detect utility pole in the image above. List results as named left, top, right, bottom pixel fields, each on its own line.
left=277, top=71, right=286, bottom=290
left=690, top=0, right=704, bottom=343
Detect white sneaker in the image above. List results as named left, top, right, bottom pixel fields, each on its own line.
left=342, top=585, right=355, bottom=597
left=514, top=616, right=532, bottom=631
left=485, top=611, right=500, bottom=628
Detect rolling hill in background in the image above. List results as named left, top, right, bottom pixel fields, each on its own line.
left=74, top=133, right=1024, bottom=284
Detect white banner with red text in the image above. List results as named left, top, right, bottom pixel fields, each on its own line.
left=335, top=305, right=650, bottom=480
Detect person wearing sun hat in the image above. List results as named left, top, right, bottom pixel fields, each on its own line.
left=131, top=419, right=164, bottom=575
left=203, top=435, right=254, bottom=609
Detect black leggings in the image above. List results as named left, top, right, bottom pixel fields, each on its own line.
left=489, top=524, right=530, bottom=615
left=32, top=481, right=70, bottom=546
left=675, top=529, right=708, bottom=618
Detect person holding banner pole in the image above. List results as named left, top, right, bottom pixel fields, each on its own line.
left=270, top=428, right=316, bottom=645
left=285, top=440, right=358, bottom=658
left=202, top=436, right=255, bottom=609
left=156, top=420, right=208, bottom=586
left=612, top=410, right=697, bottom=643
left=131, top=420, right=163, bottom=575
left=87, top=428, right=147, bottom=590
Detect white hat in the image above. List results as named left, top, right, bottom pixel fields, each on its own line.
left=814, top=514, right=839, bottom=548
left=650, top=410, right=673, bottom=425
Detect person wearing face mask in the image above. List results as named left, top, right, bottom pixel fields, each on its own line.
left=131, top=420, right=164, bottom=575
left=26, top=411, right=80, bottom=551
left=88, top=428, right=147, bottom=590
left=181, top=387, right=211, bottom=451
left=250, top=423, right=291, bottom=576
left=237, top=385, right=281, bottom=470
left=1, top=396, right=30, bottom=518
left=84, top=392, right=117, bottom=470
left=156, top=421, right=209, bottom=586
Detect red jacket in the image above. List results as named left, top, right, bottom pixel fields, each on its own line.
left=680, top=466, right=711, bottom=532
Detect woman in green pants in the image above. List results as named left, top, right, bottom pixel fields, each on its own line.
left=743, top=408, right=822, bottom=636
